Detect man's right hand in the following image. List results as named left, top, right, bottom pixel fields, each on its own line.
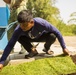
left=0, top=64, right=3, bottom=70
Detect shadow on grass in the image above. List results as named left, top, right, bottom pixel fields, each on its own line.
left=61, top=72, right=76, bottom=75
left=34, top=53, right=68, bottom=60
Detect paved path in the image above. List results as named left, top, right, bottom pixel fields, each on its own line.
left=0, top=36, right=76, bottom=65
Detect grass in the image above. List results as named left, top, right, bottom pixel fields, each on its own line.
left=0, top=55, right=76, bottom=75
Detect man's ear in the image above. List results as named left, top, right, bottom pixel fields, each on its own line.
left=30, top=20, right=34, bottom=24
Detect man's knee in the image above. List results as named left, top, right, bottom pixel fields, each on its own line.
left=50, top=33, right=56, bottom=41
left=18, top=36, right=29, bottom=43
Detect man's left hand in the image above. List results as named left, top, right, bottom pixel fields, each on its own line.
left=63, top=48, right=71, bottom=56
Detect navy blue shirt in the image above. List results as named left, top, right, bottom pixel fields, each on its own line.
left=0, top=18, right=66, bottom=64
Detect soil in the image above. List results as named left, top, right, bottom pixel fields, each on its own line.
left=67, top=73, right=76, bottom=75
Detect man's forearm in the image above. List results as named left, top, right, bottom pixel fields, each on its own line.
left=3, top=0, right=11, bottom=4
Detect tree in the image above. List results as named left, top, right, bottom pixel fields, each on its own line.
left=26, top=0, right=60, bottom=25
left=68, top=12, right=76, bottom=25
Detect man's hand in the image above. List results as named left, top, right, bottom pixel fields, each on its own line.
left=63, top=48, right=76, bottom=64
left=63, top=48, right=71, bottom=56
left=0, top=64, right=3, bottom=70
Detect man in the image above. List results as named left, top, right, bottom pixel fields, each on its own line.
left=3, top=0, right=27, bottom=54
left=0, top=10, right=70, bottom=69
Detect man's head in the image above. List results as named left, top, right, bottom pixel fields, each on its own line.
left=17, top=10, right=34, bottom=31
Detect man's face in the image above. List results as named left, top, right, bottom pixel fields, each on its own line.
left=20, top=21, right=34, bottom=31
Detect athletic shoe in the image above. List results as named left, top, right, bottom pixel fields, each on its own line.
left=25, top=49, right=38, bottom=59
left=43, top=48, right=54, bottom=55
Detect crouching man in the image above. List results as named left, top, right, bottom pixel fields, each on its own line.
left=0, top=10, right=70, bottom=70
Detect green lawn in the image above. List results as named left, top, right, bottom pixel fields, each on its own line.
left=0, top=55, right=76, bottom=75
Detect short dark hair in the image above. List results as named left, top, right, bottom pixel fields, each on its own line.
left=17, top=10, right=33, bottom=23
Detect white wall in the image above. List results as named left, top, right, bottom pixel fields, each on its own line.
left=0, top=0, right=6, bottom=7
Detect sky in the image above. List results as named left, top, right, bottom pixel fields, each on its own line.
left=55, top=0, right=76, bottom=24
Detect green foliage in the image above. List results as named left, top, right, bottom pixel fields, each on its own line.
left=26, top=0, right=60, bottom=24
left=61, top=25, right=76, bottom=36
left=0, top=56, right=76, bottom=75
left=55, top=20, right=76, bottom=36
left=72, top=25, right=76, bottom=35
left=26, top=0, right=76, bottom=36
left=68, top=12, right=76, bottom=24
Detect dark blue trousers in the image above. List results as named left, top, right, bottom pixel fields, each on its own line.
left=18, top=33, right=56, bottom=53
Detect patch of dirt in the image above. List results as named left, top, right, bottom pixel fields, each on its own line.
left=67, top=73, right=76, bottom=75
left=70, top=54, right=76, bottom=64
